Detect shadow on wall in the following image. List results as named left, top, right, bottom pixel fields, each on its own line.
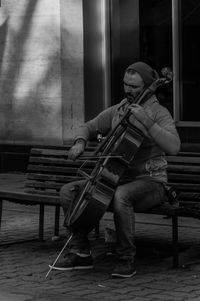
left=0, top=0, right=62, bottom=144
left=0, top=0, right=39, bottom=143
left=0, top=13, right=8, bottom=75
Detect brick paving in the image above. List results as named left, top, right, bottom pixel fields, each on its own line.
left=1, top=201, right=200, bottom=300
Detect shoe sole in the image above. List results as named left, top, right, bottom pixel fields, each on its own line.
left=111, top=270, right=136, bottom=278
left=49, top=264, right=94, bottom=271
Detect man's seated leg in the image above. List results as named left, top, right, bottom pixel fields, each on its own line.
left=50, top=180, right=94, bottom=271
left=111, top=177, right=165, bottom=278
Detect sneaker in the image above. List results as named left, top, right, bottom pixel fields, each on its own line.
left=111, top=259, right=136, bottom=278
left=49, top=253, right=94, bottom=271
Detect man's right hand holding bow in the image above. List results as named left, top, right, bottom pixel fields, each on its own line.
left=67, top=139, right=85, bottom=161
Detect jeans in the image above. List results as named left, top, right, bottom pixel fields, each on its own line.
left=60, top=177, right=166, bottom=259
left=113, top=176, right=166, bottom=260
left=60, top=180, right=90, bottom=254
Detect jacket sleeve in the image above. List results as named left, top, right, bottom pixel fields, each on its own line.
left=74, top=106, right=115, bottom=143
left=148, top=105, right=181, bottom=155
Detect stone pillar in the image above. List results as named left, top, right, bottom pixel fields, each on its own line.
left=60, top=0, right=84, bottom=142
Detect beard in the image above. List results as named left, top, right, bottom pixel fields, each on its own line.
left=126, top=93, right=137, bottom=104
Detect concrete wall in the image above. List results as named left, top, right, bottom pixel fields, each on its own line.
left=60, top=0, right=84, bottom=143
left=0, top=0, right=84, bottom=145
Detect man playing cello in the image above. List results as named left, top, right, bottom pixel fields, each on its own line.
left=50, top=61, right=181, bottom=278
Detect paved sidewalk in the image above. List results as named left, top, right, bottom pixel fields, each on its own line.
left=1, top=201, right=200, bottom=301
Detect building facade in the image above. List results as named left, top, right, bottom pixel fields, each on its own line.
left=0, top=0, right=200, bottom=147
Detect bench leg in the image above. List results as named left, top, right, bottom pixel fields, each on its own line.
left=39, top=204, right=44, bottom=241
left=0, top=199, right=3, bottom=231
left=54, top=205, right=60, bottom=237
left=172, top=215, right=179, bottom=268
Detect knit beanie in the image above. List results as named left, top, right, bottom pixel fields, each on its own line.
left=126, top=61, right=159, bottom=86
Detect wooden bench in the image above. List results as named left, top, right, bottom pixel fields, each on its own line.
left=0, top=144, right=96, bottom=242
left=0, top=143, right=200, bottom=268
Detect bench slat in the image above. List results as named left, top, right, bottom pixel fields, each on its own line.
left=29, top=156, right=96, bottom=167
left=166, top=155, right=200, bottom=164
left=179, top=192, right=200, bottom=200
left=167, top=164, right=200, bottom=173
left=25, top=180, right=68, bottom=189
left=30, top=147, right=95, bottom=157
left=27, top=165, right=92, bottom=175
left=168, top=173, right=200, bottom=183
left=170, top=183, right=200, bottom=191
left=26, top=173, right=83, bottom=182
left=24, top=187, right=59, bottom=195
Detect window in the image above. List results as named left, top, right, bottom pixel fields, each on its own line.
left=140, top=0, right=200, bottom=125
left=179, top=0, right=200, bottom=122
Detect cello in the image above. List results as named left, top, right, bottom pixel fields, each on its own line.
left=45, top=67, right=173, bottom=278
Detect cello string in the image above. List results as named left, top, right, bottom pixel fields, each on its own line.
left=76, top=155, right=123, bottom=178
left=76, top=159, right=89, bottom=178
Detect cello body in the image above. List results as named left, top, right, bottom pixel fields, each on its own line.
left=66, top=118, right=144, bottom=233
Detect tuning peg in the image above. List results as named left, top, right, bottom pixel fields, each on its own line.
left=161, top=67, right=173, bottom=82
